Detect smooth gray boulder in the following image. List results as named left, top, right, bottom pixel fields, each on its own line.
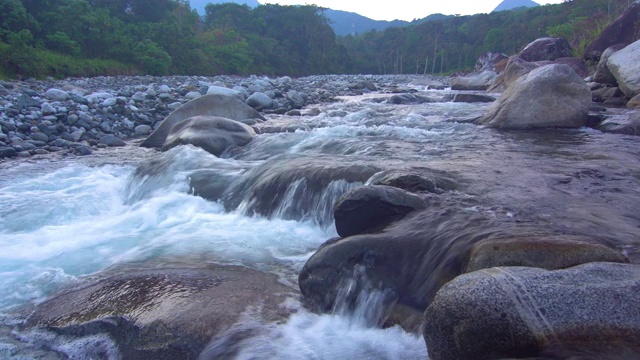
left=205, top=85, right=244, bottom=101
left=476, top=64, right=591, bottom=129
left=451, top=70, right=497, bottom=91
left=141, top=94, right=265, bottom=148
left=246, top=92, right=273, bottom=110
left=24, top=265, right=296, bottom=360
left=607, top=40, right=640, bottom=98
left=423, top=263, right=640, bottom=360
left=161, top=115, right=256, bottom=156
left=44, top=88, right=69, bottom=101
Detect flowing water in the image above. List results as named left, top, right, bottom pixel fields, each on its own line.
left=1, top=85, right=640, bottom=359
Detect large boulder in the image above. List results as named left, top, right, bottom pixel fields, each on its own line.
left=593, top=44, right=628, bottom=85
left=584, top=0, right=640, bottom=60
left=423, top=263, right=640, bottom=360
left=140, top=94, right=265, bottom=148
left=488, top=56, right=543, bottom=92
left=518, top=37, right=572, bottom=62
left=607, top=40, right=640, bottom=98
left=334, top=185, right=426, bottom=238
left=299, top=200, right=626, bottom=314
left=245, top=92, right=273, bottom=110
left=451, top=70, right=497, bottom=91
left=205, top=85, right=245, bottom=101
left=24, top=265, right=296, bottom=360
left=476, top=64, right=591, bottom=129
left=161, top=116, right=256, bottom=156
left=475, top=52, right=509, bottom=72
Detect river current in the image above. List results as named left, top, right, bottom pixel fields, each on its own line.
left=1, top=85, right=639, bottom=358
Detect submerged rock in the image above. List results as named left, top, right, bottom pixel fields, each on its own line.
left=423, top=262, right=640, bottom=360
left=141, top=94, right=265, bottom=148
left=24, top=265, right=296, bottom=360
left=597, top=112, right=640, bottom=135
left=161, top=116, right=256, bottom=156
left=476, top=64, right=591, bottom=129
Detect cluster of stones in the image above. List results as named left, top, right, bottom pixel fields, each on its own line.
left=0, top=74, right=422, bottom=160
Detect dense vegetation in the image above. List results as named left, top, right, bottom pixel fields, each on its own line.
left=0, top=0, right=633, bottom=79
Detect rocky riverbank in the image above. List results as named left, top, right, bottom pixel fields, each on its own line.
left=0, top=74, right=436, bottom=161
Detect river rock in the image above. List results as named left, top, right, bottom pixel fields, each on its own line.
left=452, top=93, right=495, bottom=103
left=607, top=40, right=640, bottom=98
left=45, top=88, right=69, bottom=102
left=206, top=86, right=244, bottom=101
left=366, top=170, right=459, bottom=194
left=584, top=0, right=640, bottom=60
left=387, top=94, right=436, bottom=105
left=246, top=92, right=273, bottom=110
left=488, top=56, right=544, bottom=92
left=593, top=44, right=627, bottom=85
left=134, top=124, right=152, bottom=136
left=141, top=94, right=265, bottom=148
left=597, top=112, right=640, bottom=135
left=334, top=185, right=427, bottom=238
left=161, top=116, right=256, bottom=156
left=518, top=37, right=572, bottom=62
left=475, top=52, right=509, bottom=72
left=24, top=265, right=296, bottom=360
left=475, top=64, right=591, bottom=129
left=0, top=147, right=17, bottom=158
left=628, top=94, right=640, bottom=108
left=451, top=70, right=496, bottom=91
left=553, top=57, right=588, bottom=78
left=99, top=134, right=126, bottom=147
left=423, top=263, right=640, bottom=360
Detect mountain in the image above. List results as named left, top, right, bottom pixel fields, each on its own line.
left=189, top=0, right=260, bottom=15
left=493, top=0, right=540, bottom=12
left=323, top=9, right=409, bottom=36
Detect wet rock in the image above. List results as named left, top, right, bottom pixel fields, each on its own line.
left=423, top=263, right=640, bottom=360
left=99, top=134, right=126, bottom=147
left=246, top=92, right=273, bottom=110
left=628, top=94, right=640, bottom=108
left=593, top=44, right=627, bottom=85
left=476, top=64, right=591, bottom=129
left=467, top=236, right=628, bottom=272
left=220, top=155, right=380, bottom=225
left=71, top=144, right=93, bottom=156
left=452, top=94, right=495, bottom=103
left=387, top=94, right=436, bottom=105
left=141, top=94, right=265, bottom=148
left=597, top=112, right=640, bottom=135
left=584, top=1, right=640, bottom=60
left=518, top=37, right=572, bottom=62
left=366, top=170, right=459, bottom=194
left=24, top=265, right=296, bottom=360
left=334, top=185, right=426, bottom=238
left=451, top=70, right=496, bottom=91
left=161, top=116, right=256, bottom=156
left=607, top=40, right=640, bottom=98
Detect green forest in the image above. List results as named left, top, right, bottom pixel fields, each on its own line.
left=0, top=0, right=633, bottom=79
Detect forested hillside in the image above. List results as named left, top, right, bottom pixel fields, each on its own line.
left=0, top=0, right=633, bottom=79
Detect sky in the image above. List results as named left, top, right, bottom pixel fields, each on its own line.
left=260, top=0, right=566, bottom=21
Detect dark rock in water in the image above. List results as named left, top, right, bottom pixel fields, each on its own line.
left=161, top=116, right=256, bottom=156
left=597, top=112, right=640, bottom=135
left=220, top=155, right=380, bottom=226
left=584, top=1, right=640, bottom=60
left=141, top=94, right=265, bottom=148
left=24, top=265, right=296, bottom=360
left=593, top=44, right=627, bottom=85
left=476, top=64, right=591, bottom=129
left=423, top=263, right=640, bottom=360
left=387, top=94, right=436, bottom=105
left=0, top=147, right=17, bottom=158
left=452, top=94, right=495, bottom=103
left=518, top=37, right=572, bottom=62
left=334, top=185, right=427, bottom=238
left=99, top=134, right=126, bottom=147
left=72, top=144, right=93, bottom=156
left=366, top=170, right=459, bottom=194
left=299, top=196, right=626, bottom=314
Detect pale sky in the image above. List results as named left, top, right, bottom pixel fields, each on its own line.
left=260, top=0, right=566, bottom=21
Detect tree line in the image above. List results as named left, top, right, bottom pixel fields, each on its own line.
left=0, top=0, right=632, bottom=79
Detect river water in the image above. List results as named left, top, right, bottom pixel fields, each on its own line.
left=1, top=85, right=639, bottom=358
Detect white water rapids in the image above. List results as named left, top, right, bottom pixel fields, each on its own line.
left=2, top=87, right=639, bottom=359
